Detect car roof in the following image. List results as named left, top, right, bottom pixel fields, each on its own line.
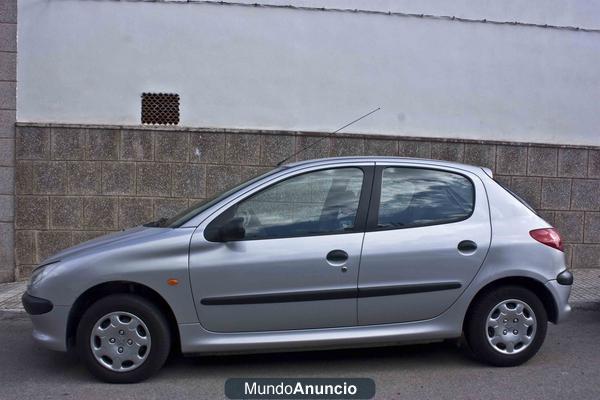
left=283, top=156, right=492, bottom=177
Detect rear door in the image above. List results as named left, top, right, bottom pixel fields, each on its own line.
left=189, top=163, right=374, bottom=332
left=358, top=163, right=491, bottom=325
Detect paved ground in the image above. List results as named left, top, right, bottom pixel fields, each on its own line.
left=1, top=270, right=599, bottom=399
left=569, top=269, right=600, bottom=303
left=0, top=281, right=27, bottom=314
left=0, top=304, right=598, bottom=399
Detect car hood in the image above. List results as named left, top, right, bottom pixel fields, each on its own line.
left=41, top=226, right=164, bottom=264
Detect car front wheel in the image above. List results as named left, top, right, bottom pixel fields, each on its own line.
left=465, top=286, right=548, bottom=367
left=76, top=294, right=171, bottom=383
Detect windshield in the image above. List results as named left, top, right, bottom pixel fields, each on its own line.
left=149, top=167, right=284, bottom=228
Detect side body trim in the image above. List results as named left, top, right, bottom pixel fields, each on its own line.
left=200, top=282, right=462, bottom=305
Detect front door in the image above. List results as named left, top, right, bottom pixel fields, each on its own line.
left=189, top=165, right=373, bottom=332
left=358, top=164, right=491, bottom=325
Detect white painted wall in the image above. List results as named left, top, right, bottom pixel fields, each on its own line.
left=17, top=0, right=600, bottom=146
left=234, top=0, right=600, bottom=30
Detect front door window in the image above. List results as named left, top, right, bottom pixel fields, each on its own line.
left=207, top=167, right=364, bottom=241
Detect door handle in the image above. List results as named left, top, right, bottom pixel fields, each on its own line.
left=457, top=240, right=478, bottom=253
left=326, top=249, right=349, bottom=265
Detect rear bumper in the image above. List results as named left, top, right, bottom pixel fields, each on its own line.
left=545, top=278, right=572, bottom=324
left=22, top=292, right=69, bottom=352
left=556, top=269, right=574, bottom=285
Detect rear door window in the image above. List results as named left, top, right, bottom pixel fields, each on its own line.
left=377, top=167, right=475, bottom=229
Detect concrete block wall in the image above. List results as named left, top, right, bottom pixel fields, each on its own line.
left=0, top=0, right=16, bottom=283
left=11, top=123, right=600, bottom=280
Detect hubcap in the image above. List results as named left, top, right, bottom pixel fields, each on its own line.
left=90, top=311, right=151, bottom=372
left=486, top=299, right=536, bottom=355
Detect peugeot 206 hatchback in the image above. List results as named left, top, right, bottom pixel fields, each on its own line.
left=22, top=157, right=572, bottom=383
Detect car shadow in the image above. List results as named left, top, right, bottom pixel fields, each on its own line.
left=157, top=339, right=478, bottom=379
left=35, top=339, right=478, bottom=383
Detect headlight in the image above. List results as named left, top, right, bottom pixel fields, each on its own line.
left=29, top=261, right=60, bottom=288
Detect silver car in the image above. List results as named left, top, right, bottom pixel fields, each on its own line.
left=22, top=157, right=572, bottom=383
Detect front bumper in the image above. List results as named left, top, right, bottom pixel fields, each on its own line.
left=22, top=292, right=70, bottom=352
left=22, top=292, right=53, bottom=315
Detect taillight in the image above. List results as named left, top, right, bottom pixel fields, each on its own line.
left=529, top=228, right=564, bottom=252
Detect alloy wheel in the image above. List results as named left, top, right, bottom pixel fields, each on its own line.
left=89, top=311, right=151, bottom=372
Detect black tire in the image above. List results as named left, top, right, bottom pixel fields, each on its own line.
left=465, top=286, right=547, bottom=367
left=76, top=294, right=171, bottom=383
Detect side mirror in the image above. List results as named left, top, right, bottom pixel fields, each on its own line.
left=218, top=217, right=245, bottom=242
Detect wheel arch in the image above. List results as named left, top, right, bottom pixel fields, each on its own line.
left=463, top=276, right=558, bottom=331
left=66, top=281, right=180, bottom=352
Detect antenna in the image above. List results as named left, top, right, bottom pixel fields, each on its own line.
left=276, top=107, right=381, bottom=166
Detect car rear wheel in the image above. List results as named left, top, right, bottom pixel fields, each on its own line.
left=465, top=286, right=547, bottom=366
left=76, top=294, right=171, bottom=383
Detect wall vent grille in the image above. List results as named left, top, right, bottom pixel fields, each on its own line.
left=141, top=93, right=180, bottom=125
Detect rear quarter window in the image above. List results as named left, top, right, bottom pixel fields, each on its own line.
left=494, top=179, right=539, bottom=215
